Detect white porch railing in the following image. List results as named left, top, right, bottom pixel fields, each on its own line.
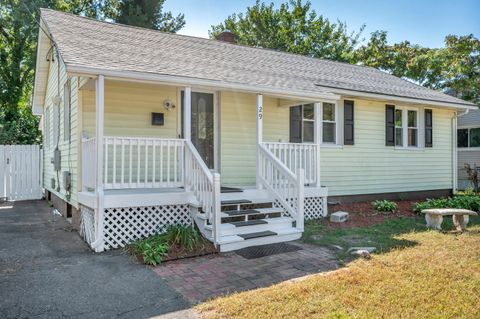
left=262, top=142, right=318, bottom=186
left=82, top=137, right=96, bottom=190
left=257, top=144, right=304, bottom=231
left=103, top=137, right=185, bottom=189
left=184, top=140, right=221, bottom=244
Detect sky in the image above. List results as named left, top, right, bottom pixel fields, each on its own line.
left=163, top=0, right=480, bottom=48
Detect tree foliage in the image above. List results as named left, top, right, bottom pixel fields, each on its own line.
left=0, top=0, right=183, bottom=145
left=210, top=0, right=364, bottom=62
left=113, top=0, right=185, bottom=32
left=355, top=31, right=479, bottom=105
left=213, top=0, right=479, bottom=105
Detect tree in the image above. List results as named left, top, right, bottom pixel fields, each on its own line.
left=0, top=0, right=106, bottom=144
left=209, top=0, right=364, bottom=62
left=114, top=0, right=185, bottom=32
left=355, top=32, right=480, bottom=105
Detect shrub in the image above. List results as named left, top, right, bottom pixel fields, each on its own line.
left=127, top=225, right=203, bottom=265
left=164, top=225, right=201, bottom=251
left=129, top=234, right=169, bottom=266
left=372, top=200, right=398, bottom=213
left=413, top=195, right=480, bottom=213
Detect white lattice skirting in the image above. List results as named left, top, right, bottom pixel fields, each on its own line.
left=274, top=196, right=327, bottom=220
left=103, top=205, right=192, bottom=250
left=79, top=205, right=95, bottom=245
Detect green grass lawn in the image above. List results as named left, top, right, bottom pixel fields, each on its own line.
left=197, top=215, right=480, bottom=319
left=303, top=214, right=480, bottom=263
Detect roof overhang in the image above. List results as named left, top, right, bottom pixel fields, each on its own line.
left=314, top=84, right=477, bottom=111
left=31, top=21, right=52, bottom=116
left=66, top=65, right=342, bottom=102
left=67, top=64, right=476, bottom=111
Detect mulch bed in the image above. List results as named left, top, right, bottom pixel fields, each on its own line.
left=161, top=242, right=218, bottom=262
left=325, top=200, right=418, bottom=229
left=135, top=240, right=218, bottom=265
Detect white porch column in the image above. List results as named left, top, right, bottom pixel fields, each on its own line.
left=314, top=102, right=321, bottom=187
left=184, top=87, right=192, bottom=141
left=256, top=94, right=263, bottom=189
left=92, top=74, right=105, bottom=252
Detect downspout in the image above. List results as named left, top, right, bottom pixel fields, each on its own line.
left=452, top=109, right=470, bottom=194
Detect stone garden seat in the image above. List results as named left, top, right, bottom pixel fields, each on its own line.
left=421, top=209, right=478, bottom=231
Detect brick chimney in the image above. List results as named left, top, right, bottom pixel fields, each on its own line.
left=216, top=30, right=236, bottom=44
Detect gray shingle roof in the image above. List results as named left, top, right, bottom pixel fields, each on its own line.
left=40, top=9, right=475, bottom=107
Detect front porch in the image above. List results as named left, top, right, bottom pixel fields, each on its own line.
left=77, top=76, right=330, bottom=252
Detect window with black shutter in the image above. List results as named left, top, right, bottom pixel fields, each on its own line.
left=385, top=105, right=395, bottom=146
left=425, top=109, right=433, bottom=147
left=344, top=100, right=354, bottom=145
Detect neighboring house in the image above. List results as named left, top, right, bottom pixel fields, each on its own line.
left=457, top=108, right=480, bottom=190
left=32, top=9, right=476, bottom=252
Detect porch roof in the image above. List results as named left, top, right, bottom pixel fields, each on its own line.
left=38, top=9, right=476, bottom=110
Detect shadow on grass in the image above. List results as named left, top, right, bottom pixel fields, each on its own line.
left=303, top=215, right=480, bottom=264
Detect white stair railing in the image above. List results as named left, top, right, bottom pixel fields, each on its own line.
left=184, top=141, right=221, bottom=244
left=262, top=142, right=318, bottom=186
left=258, top=144, right=304, bottom=231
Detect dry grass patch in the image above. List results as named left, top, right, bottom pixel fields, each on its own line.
left=196, top=227, right=480, bottom=319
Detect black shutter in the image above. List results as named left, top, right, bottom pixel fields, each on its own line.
left=425, top=109, right=433, bottom=147
left=344, top=100, right=354, bottom=145
left=289, top=106, right=303, bottom=143
left=385, top=104, right=395, bottom=146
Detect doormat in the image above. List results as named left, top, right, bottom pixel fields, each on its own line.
left=235, top=242, right=302, bottom=259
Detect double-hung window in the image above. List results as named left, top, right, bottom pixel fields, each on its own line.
left=302, top=103, right=314, bottom=143
left=458, top=127, right=480, bottom=148
left=395, top=109, right=403, bottom=147
left=322, top=102, right=336, bottom=143
left=289, top=102, right=338, bottom=144
left=393, top=107, right=419, bottom=148
left=407, top=110, right=418, bottom=147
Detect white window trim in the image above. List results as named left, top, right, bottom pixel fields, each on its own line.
left=301, top=104, right=315, bottom=143
left=319, top=101, right=341, bottom=146
left=394, top=105, right=425, bottom=151
left=458, top=126, right=480, bottom=150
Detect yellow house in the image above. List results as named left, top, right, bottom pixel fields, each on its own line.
left=32, top=9, right=476, bottom=252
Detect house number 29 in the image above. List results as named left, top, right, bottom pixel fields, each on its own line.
left=258, top=106, right=263, bottom=119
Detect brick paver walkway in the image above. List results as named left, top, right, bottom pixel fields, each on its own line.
left=154, top=241, right=338, bottom=303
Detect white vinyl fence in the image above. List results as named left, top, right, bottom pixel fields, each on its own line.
left=0, top=145, right=42, bottom=201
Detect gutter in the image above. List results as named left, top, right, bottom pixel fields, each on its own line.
left=452, top=109, right=470, bottom=194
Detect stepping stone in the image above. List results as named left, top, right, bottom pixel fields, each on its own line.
left=347, top=247, right=376, bottom=253
left=330, top=211, right=349, bottom=223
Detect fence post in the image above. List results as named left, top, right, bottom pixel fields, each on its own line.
left=296, top=168, right=305, bottom=231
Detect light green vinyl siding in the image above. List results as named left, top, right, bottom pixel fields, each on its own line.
left=321, top=99, right=454, bottom=196
left=219, top=92, right=287, bottom=186
left=42, top=58, right=80, bottom=206
left=82, top=80, right=179, bottom=138
left=74, top=80, right=454, bottom=195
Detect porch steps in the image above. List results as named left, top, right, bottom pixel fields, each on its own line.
left=191, top=191, right=302, bottom=252
left=238, top=230, right=276, bottom=240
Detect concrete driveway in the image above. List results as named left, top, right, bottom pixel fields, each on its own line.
left=0, top=200, right=189, bottom=319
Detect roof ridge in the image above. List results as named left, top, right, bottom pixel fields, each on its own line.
left=39, top=9, right=398, bottom=77
left=39, top=8, right=476, bottom=107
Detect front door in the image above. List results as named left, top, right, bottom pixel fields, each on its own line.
left=182, top=91, right=216, bottom=169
